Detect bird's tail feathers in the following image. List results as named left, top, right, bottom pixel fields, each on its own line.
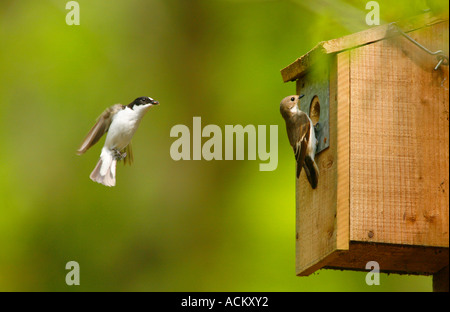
left=304, top=156, right=319, bottom=189
left=296, top=161, right=302, bottom=179
left=89, top=149, right=117, bottom=187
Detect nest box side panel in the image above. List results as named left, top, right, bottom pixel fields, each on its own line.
left=349, top=21, right=449, bottom=247
left=295, top=55, right=350, bottom=276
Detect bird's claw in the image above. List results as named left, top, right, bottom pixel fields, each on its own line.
left=113, top=149, right=127, bottom=161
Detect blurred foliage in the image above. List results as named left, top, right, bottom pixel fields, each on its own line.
left=1, top=0, right=446, bottom=291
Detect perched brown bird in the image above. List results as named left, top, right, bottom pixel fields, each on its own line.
left=280, top=95, right=319, bottom=189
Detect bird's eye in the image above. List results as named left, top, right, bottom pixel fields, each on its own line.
left=290, top=97, right=295, bottom=101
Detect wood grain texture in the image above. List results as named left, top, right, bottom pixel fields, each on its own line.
left=326, top=242, right=449, bottom=275
left=349, top=21, right=449, bottom=247
left=295, top=55, right=351, bottom=276
left=289, top=14, right=448, bottom=276
left=295, top=56, right=338, bottom=276
left=433, top=266, right=449, bottom=292
left=336, top=51, right=350, bottom=250
left=281, top=12, right=448, bottom=82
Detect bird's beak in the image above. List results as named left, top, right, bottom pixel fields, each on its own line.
left=299, top=94, right=305, bottom=99
left=152, top=100, right=160, bottom=105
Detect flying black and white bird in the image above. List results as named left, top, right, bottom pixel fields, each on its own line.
left=280, top=95, right=319, bottom=189
left=77, top=96, right=159, bottom=187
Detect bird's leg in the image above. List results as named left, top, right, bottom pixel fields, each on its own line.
left=112, top=149, right=121, bottom=160
left=112, top=149, right=127, bottom=161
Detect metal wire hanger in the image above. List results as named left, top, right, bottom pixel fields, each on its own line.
left=388, top=22, right=449, bottom=70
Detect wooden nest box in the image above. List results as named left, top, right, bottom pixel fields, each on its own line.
left=281, top=13, right=449, bottom=287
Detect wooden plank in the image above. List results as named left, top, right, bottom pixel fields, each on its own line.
left=433, top=266, right=449, bottom=292
left=281, top=12, right=448, bottom=82
left=295, top=58, right=338, bottom=276
left=349, top=21, right=449, bottom=247
left=281, top=44, right=327, bottom=83
left=323, top=12, right=447, bottom=56
left=295, top=54, right=351, bottom=276
left=326, top=242, right=449, bottom=275
left=336, top=51, right=350, bottom=250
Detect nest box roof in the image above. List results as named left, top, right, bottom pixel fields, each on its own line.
left=281, top=12, right=448, bottom=82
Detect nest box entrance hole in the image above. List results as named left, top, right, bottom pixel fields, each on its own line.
left=309, top=95, right=320, bottom=126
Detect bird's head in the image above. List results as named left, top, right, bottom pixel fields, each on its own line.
left=128, top=96, right=159, bottom=110
left=280, top=94, right=304, bottom=119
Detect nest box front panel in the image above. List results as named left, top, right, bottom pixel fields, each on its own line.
left=296, top=64, right=330, bottom=155
left=348, top=21, right=449, bottom=248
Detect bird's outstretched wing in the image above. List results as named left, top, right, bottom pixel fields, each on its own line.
left=293, top=112, right=311, bottom=179
left=76, top=104, right=123, bottom=155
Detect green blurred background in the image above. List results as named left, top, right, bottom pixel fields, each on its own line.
left=0, top=0, right=446, bottom=291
